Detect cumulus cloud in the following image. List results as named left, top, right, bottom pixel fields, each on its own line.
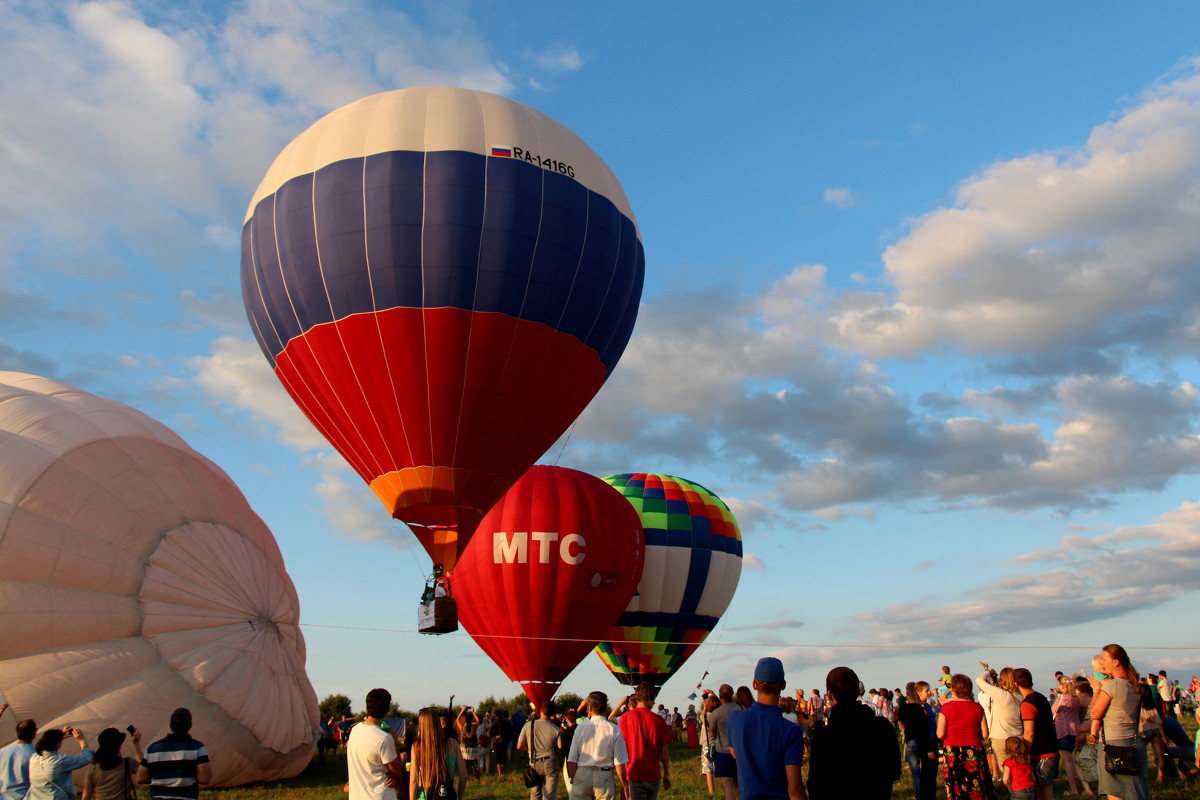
left=831, top=60, right=1200, bottom=362
left=852, top=500, right=1200, bottom=640
left=567, top=262, right=1200, bottom=515
left=189, top=336, right=411, bottom=544
left=0, top=0, right=513, bottom=303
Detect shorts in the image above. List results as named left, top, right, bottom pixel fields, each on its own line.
left=1056, top=735, right=1076, bottom=751
left=1032, top=755, right=1059, bottom=786
left=712, top=751, right=737, bottom=779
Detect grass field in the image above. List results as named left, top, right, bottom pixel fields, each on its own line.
left=213, top=725, right=1200, bottom=800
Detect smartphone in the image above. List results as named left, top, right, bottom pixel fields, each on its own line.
left=126, top=725, right=136, bottom=735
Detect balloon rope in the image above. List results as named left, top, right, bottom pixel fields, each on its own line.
left=550, top=420, right=578, bottom=466
left=295, top=624, right=1200, bottom=650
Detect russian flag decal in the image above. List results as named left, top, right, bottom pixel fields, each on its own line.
left=490, top=145, right=512, bottom=157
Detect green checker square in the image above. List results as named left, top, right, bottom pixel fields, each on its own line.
left=667, top=512, right=693, bottom=530
left=640, top=511, right=669, bottom=530
left=640, top=496, right=667, bottom=514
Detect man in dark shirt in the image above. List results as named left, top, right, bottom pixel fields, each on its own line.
left=1014, top=668, right=1058, bottom=800
left=806, top=667, right=900, bottom=800
left=137, top=708, right=211, bottom=800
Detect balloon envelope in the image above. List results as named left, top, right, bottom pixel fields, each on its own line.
left=241, top=87, right=645, bottom=569
left=454, top=466, right=643, bottom=707
left=594, top=474, right=742, bottom=687
left=0, top=373, right=318, bottom=787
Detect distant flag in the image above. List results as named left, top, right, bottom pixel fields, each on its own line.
left=490, top=145, right=513, bottom=157
left=689, top=670, right=709, bottom=700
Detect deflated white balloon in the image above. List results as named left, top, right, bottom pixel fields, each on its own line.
left=0, top=373, right=317, bottom=786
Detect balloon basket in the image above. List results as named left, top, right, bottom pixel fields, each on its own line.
left=417, top=597, right=458, bottom=634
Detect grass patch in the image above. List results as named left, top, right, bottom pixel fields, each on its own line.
left=211, top=722, right=1200, bottom=800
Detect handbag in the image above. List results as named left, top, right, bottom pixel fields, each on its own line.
left=1103, top=743, right=1138, bottom=776
left=1100, top=724, right=1138, bottom=776
left=523, top=764, right=545, bottom=788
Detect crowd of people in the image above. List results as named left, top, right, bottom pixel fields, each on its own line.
left=0, top=704, right=210, bottom=800
left=343, top=647, right=1198, bottom=800
left=5, top=645, right=1197, bottom=800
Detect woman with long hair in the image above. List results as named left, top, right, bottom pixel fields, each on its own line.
left=81, top=728, right=143, bottom=800
left=1138, top=684, right=1165, bottom=785
left=409, top=708, right=467, bottom=800
left=27, top=728, right=93, bottom=800
left=734, top=686, right=752, bottom=710
left=1051, top=674, right=1084, bottom=796
left=455, top=707, right=481, bottom=781
left=1073, top=674, right=1098, bottom=797
left=698, top=695, right=719, bottom=795
left=1087, top=644, right=1150, bottom=800
left=898, top=681, right=935, bottom=800
left=977, top=661, right=1023, bottom=784
left=937, top=674, right=996, bottom=800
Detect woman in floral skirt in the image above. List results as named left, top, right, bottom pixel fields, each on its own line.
left=937, top=673, right=997, bottom=800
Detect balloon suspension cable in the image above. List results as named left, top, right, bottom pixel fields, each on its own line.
left=550, top=419, right=578, bottom=467
left=294, top=623, right=1200, bottom=651
left=399, top=520, right=433, bottom=581
left=701, top=612, right=731, bottom=677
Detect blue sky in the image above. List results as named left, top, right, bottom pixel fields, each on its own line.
left=4, top=0, right=1200, bottom=712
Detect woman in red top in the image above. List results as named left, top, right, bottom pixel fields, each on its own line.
left=937, top=673, right=997, bottom=800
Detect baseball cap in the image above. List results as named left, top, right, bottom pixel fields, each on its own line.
left=754, top=657, right=785, bottom=683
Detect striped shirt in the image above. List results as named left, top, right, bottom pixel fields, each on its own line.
left=142, top=735, right=209, bottom=799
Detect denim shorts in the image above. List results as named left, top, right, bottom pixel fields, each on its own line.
left=1032, top=755, right=1059, bottom=786
left=712, top=751, right=737, bottom=779
left=1056, top=735, right=1075, bottom=751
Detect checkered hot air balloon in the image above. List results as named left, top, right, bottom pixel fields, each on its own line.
left=240, top=87, right=644, bottom=569
left=594, top=474, right=743, bottom=687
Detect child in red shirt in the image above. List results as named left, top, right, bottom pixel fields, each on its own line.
left=1002, top=737, right=1036, bottom=800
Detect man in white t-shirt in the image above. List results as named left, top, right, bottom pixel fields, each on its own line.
left=567, top=691, right=629, bottom=800
left=347, top=688, right=404, bottom=800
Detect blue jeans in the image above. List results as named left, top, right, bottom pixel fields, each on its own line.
left=905, top=740, right=936, bottom=800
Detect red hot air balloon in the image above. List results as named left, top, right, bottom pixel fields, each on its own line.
left=453, top=466, right=644, bottom=707
left=240, top=88, right=644, bottom=569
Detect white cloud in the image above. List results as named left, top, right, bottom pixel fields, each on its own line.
left=530, top=44, right=583, bottom=72
left=0, top=0, right=512, bottom=280
left=190, top=336, right=325, bottom=451
left=823, top=187, right=856, bottom=208
left=742, top=553, right=765, bottom=570
left=566, top=263, right=1200, bottom=515
left=853, top=500, right=1200, bottom=640
left=832, top=61, right=1200, bottom=360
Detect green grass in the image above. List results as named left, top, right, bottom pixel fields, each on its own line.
left=211, top=724, right=1200, bottom=800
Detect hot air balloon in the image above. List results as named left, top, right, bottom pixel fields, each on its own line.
left=240, top=87, right=645, bottom=570
left=453, top=466, right=643, bottom=707
left=594, top=474, right=742, bottom=687
left=0, top=373, right=318, bottom=787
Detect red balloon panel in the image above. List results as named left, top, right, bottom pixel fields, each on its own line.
left=274, top=308, right=607, bottom=568
left=453, top=466, right=644, bottom=707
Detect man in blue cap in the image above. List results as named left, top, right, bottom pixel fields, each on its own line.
left=727, top=657, right=806, bottom=800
